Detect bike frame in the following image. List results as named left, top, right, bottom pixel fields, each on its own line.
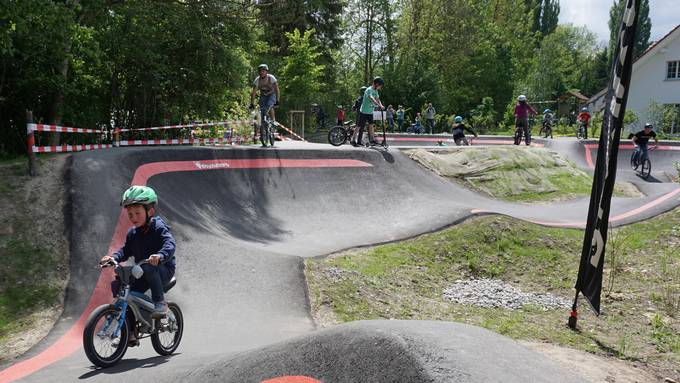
left=98, top=265, right=163, bottom=340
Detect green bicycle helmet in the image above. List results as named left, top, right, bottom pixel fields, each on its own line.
left=121, top=186, right=157, bottom=207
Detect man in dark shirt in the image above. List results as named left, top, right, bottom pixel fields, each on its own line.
left=632, top=123, right=658, bottom=163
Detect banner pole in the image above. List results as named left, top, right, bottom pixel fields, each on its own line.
left=568, top=290, right=579, bottom=329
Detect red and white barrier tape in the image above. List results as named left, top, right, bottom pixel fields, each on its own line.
left=28, top=123, right=102, bottom=134
left=116, top=120, right=256, bottom=133
left=32, top=144, right=112, bottom=153
left=274, top=122, right=306, bottom=141
left=119, top=137, right=242, bottom=146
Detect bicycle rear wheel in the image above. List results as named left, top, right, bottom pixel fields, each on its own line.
left=151, top=302, right=184, bottom=356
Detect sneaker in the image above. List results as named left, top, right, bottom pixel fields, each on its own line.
left=152, top=301, right=168, bottom=317
left=369, top=141, right=378, bottom=146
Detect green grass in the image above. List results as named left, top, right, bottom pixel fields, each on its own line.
left=0, top=156, right=66, bottom=346
left=307, top=210, right=680, bottom=376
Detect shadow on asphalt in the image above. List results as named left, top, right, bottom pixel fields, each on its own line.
left=151, top=164, right=291, bottom=244
left=78, top=354, right=179, bottom=380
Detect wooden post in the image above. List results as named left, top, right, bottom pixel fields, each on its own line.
left=26, top=110, right=37, bottom=176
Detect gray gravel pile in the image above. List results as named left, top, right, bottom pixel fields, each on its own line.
left=443, top=278, right=570, bottom=310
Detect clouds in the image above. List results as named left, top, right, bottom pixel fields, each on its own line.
left=559, top=0, right=677, bottom=44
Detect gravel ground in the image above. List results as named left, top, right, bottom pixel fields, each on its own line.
left=443, top=278, right=571, bottom=310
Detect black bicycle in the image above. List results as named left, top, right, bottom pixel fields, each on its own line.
left=540, top=119, right=553, bottom=139
left=513, top=123, right=531, bottom=145
left=260, top=105, right=277, bottom=147
left=328, top=121, right=356, bottom=146
left=630, top=146, right=655, bottom=179
left=576, top=121, right=587, bottom=140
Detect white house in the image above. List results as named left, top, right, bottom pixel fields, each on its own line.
left=588, top=24, right=680, bottom=134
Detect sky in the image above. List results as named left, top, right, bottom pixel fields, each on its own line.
left=559, top=0, right=678, bottom=44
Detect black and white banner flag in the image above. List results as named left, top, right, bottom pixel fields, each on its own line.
left=574, top=0, right=641, bottom=315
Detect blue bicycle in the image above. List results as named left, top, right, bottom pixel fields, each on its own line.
left=83, top=259, right=183, bottom=368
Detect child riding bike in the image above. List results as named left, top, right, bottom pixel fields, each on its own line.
left=514, top=95, right=537, bottom=145
left=451, top=116, right=477, bottom=146
left=577, top=107, right=591, bottom=139
left=100, top=186, right=176, bottom=345
left=541, top=109, right=554, bottom=139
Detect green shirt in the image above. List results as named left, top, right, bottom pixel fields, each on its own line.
left=360, top=86, right=379, bottom=115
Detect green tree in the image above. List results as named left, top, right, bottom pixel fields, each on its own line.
left=524, top=24, right=599, bottom=101
left=279, top=29, right=326, bottom=113
left=525, top=0, right=560, bottom=38
left=470, top=97, right=497, bottom=133
left=608, top=0, right=651, bottom=68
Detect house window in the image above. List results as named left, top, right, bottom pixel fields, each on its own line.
left=668, top=61, right=679, bottom=79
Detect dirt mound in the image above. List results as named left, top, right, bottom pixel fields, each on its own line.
left=408, top=147, right=639, bottom=202
left=175, top=320, right=585, bottom=383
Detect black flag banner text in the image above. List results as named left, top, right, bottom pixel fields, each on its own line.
left=569, top=0, right=641, bottom=328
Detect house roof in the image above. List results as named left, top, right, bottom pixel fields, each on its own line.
left=640, top=24, right=680, bottom=57
left=590, top=24, right=680, bottom=104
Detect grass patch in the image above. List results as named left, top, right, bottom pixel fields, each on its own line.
left=306, top=210, right=680, bottom=377
left=0, top=155, right=68, bottom=353
left=408, top=147, right=638, bottom=202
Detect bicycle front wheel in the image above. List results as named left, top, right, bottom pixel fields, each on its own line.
left=268, top=123, right=275, bottom=146
left=260, top=123, right=268, bottom=146
left=514, top=129, right=522, bottom=145
left=630, top=152, right=639, bottom=170
left=328, top=126, right=347, bottom=146
left=83, top=304, right=129, bottom=368
left=641, top=158, right=651, bottom=179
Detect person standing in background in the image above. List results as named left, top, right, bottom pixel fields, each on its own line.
left=386, top=105, right=395, bottom=132
left=396, top=106, right=405, bottom=132
left=425, top=102, right=436, bottom=134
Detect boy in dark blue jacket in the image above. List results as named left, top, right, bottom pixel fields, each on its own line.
left=100, top=186, right=176, bottom=317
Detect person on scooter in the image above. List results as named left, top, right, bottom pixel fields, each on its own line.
left=100, top=186, right=176, bottom=346
left=514, top=95, right=537, bottom=145
left=353, top=77, right=385, bottom=146
left=451, top=116, right=477, bottom=146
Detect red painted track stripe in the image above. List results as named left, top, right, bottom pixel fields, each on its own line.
left=584, top=143, right=680, bottom=169
left=471, top=187, right=680, bottom=229
left=261, top=377, right=321, bottom=383
left=0, top=158, right=372, bottom=383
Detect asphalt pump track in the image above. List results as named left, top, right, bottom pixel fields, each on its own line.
left=1, top=139, right=678, bottom=382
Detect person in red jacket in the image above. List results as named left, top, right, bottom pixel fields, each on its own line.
left=336, top=105, right=345, bottom=126
left=514, top=95, right=537, bottom=145
left=577, top=107, right=591, bottom=139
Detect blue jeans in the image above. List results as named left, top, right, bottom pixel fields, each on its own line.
left=111, top=263, right=174, bottom=303
left=259, top=93, right=277, bottom=123
left=635, top=144, right=649, bottom=163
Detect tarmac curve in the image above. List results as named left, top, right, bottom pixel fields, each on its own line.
left=1, top=138, right=678, bottom=383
